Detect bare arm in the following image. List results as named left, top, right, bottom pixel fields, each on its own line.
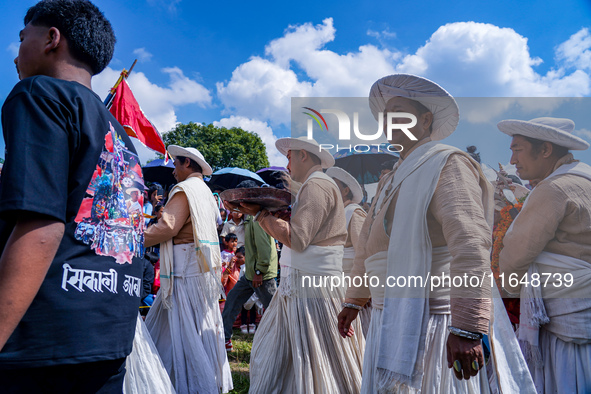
left=0, top=218, right=64, bottom=350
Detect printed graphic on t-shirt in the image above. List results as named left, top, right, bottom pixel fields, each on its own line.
left=75, top=123, right=145, bottom=264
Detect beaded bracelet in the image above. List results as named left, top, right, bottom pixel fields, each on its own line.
left=447, top=326, right=483, bottom=340
left=342, top=302, right=363, bottom=311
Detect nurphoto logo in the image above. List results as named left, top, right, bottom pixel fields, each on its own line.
left=302, top=107, right=417, bottom=153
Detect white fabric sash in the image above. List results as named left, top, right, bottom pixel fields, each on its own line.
left=520, top=251, right=591, bottom=366
left=291, top=244, right=343, bottom=276
left=158, top=176, right=222, bottom=309
left=376, top=141, right=494, bottom=391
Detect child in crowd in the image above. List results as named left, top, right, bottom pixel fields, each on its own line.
left=222, top=246, right=244, bottom=298
left=221, top=233, right=238, bottom=268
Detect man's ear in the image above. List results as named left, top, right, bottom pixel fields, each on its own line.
left=299, top=149, right=308, bottom=162
left=541, top=142, right=554, bottom=159
left=45, top=27, right=61, bottom=54
left=421, top=111, right=434, bottom=133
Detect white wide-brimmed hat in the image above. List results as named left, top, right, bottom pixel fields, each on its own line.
left=497, top=117, right=589, bottom=150
left=369, top=74, right=459, bottom=141
left=326, top=166, right=363, bottom=204
left=275, top=136, right=335, bottom=168
left=125, top=187, right=140, bottom=195
left=167, top=145, right=213, bottom=175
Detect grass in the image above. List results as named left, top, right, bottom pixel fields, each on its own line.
left=228, top=329, right=253, bottom=394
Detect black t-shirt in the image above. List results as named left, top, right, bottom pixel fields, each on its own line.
left=0, top=76, right=145, bottom=368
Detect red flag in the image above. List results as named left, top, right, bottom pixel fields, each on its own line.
left=109, top=79, right=166, bottom=156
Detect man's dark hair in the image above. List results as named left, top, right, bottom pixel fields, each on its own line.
left=521, top=135, right=569, bottom=159
left=25, top=0, right=115, bottom=75
left=176, top=156, right=203, bottom=173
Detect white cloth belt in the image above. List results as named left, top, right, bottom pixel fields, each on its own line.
left=520, top=251, right=591, bottom=353
left=291, top=245, right=343, bottom=276
left=172, top=243, right=207, bottom=278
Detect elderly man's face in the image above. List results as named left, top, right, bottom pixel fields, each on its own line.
left=509, top=135, right=550, bottom=181
left=130, top=191, right=139, bottom=202
left=383, top=97, right=432, bottom=147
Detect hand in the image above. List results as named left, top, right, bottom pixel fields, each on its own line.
left=337, top=307, right=359, bottom=338
left=239, top=202, right=262, bottom=216
left=252, top=273, right=263, bottom=288
left=446, top=333, right=484, bottom=380
left=272, top=209, right=291, bottom=221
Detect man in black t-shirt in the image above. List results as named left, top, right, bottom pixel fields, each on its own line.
left=0, top=1, right=144, bottom=392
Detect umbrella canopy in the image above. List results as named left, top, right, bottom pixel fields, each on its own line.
left=208, top=167, right=265, bottom=191
left=333, top=144, right=399, bottom=185
left=142, top=158, right=176, bottom=187
left=256, top=166, right=288, bottom=187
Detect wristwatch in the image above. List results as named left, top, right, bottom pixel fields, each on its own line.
left=255, top=269, right=262, bottom=275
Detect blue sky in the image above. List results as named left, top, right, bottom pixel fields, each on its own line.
left=2, top=0, right=591, bottom=171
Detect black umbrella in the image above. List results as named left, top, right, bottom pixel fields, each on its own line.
left=207, top=167, right=265, bottom=191
left=142, top=158, right=176, bottom=187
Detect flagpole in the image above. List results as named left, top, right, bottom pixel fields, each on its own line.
left=103, top=59, right=138, bottom=107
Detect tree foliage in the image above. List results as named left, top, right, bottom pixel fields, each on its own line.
left=163, top=122, right=269, bottom=172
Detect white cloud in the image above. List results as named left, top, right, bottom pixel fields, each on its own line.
left=367, top=28, right=397, bottom=48
left=93, top=66, right=211, bottom=134
left=556, top=28, right=591, bottom=71
left=396, top=22, right=589, bottom=97
left=7, top=42, right=18, bottom=58
left=574, top=128, right=591, bottom=141
left=133, top=48, right=153, bottom=62
left=217, top=21, right=591, bottom=129
left=213, top=116, right=287, bottom=167
left=217, top=18, right=398, bottom=126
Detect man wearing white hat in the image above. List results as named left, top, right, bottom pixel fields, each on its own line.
left=338, top=74, right=534, bottom=393
left=229, top=136, right=364, bottom=393
left=497, top=117, right=591, bottom=393
left=144, top=145, right=232, bottom=393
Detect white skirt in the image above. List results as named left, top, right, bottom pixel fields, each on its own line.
left=530, top=328, right=591, bottom=393
left=249, top=269, right=364, bottom=393
left=145, top=244, right=232, bottom=394
left=362, top=308, right=489, bottom=393
left=124, top=313, right=176, bottom=394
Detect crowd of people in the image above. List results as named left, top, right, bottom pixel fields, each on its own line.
left=1, top=1, right=590, bottom=393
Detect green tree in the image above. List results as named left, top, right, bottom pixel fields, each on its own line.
left=163, top=122, right=269, bottom=172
